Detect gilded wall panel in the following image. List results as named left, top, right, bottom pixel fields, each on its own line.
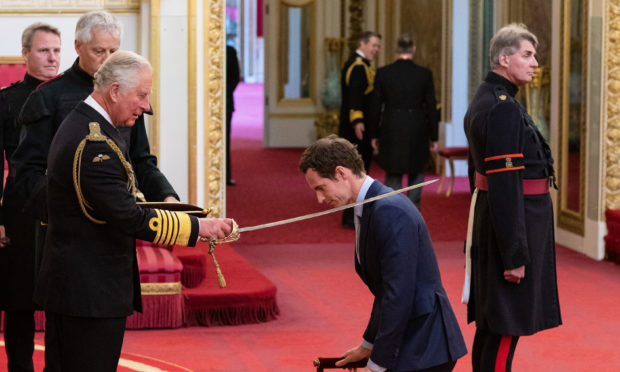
left=203, top=0, right=225, bottom=216
left=399, top=0, right=442, bottom=104
left=605, top=0, right=620, bottom=209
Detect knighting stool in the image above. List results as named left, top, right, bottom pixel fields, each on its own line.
left=436, top=146, right=468, bottom=197
left=126, top=241, right=184, bottom=329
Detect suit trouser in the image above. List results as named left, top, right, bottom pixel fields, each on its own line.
left=44, top=311, right=126, bottom=372
left=384, top=172, right=425, bottom=208
left=4, top=310, right=35, bottom=372
left=472, top=328, right=519, bottom=372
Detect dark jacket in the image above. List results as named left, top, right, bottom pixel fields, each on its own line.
left=357, top=180, right=466, bottom=370
left=338, top=53, right=376, bottom=169
left=464, top=72, right=562, bottom=335
left=372, top=59, right=439, bottom=174
left=33, top=102, right=200, bottom=317
left=0, top=73, right=43, bottom=310
left=12, top=58, right=177, bottom=222
left=226, top=45, right=240, bottom=113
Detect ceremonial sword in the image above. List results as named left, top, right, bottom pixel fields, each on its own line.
left=236, top=178, right=438, bottom=234
left=200, top=178, right=437, bottom=288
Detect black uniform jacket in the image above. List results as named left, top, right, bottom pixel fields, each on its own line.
left=33, top=102, right=200, bottom=317
left=338, top=53, right=376, bottom=159
left=0, top=73, right=43, bottom=310
left=0, top=73, right=42, bottom=224
left=226, top=45, right=240, bottom=114
left=464, top=72, right=561, bottom=335
left=372, top=59, right=439, bottom=174
left=12, top=58, right=177, bottom=222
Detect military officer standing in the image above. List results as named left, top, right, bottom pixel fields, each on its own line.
left=338, top=31, right=381, bottom=228
left=12, top=10, right=179, bottom=233
left=0, top=22, right=61, bottom=372
left=463, top=23, right=561, bottom=371
left=34, top=50, right=233, bottom=372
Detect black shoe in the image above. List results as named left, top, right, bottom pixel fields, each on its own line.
left=227, top=179, right=236, bottom=186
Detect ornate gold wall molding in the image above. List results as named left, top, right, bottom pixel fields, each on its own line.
left=468, top=0, right=483, bottom=102
left=149, top=0, right=161, bottom=160
left=203, top=0, right=225, bottom=217
left=347, top=0, right=364, bottom=53
left=604, top=0, right=620, bottom=210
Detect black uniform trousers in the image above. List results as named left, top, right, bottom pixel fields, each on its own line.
left=4, top=310, right=35, bottom=372
left=472, top=328, right=519, bottom=372
left=3, top=203, right=38, bottom=372
left=44, top=311, right=126, bottom=372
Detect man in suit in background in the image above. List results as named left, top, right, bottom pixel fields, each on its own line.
left=35, top=50, right=233, bottom=372
left=0, top=22, right=61, bottom=372
left=338, top=31, right=381, bottom=228
left=226, top=44, right=240, bottom=186
left=300, top=135, right=466, bottom=372
left=371, top=34, right=439, bottom=209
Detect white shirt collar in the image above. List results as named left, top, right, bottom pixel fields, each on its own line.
left=84, top=95, right=114, bottom=127
left=354, top=176, right=374, bottom=218
left=356, top=49, right=367, bottom=59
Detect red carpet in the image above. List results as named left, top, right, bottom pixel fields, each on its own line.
left=180, top=243, right=279, bottom=326
left=3, top=83, right=620, bottom=371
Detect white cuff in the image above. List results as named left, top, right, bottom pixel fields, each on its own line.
left=361, top=339, right=374, bottom=350
left=367, top=358, right=386, bottom=372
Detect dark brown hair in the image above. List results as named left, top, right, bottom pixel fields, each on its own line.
left=396, top=34, right=414, bottom=54
left=358, top=31, right=382, bottom=46
left=299, top=135, right=365, bottom=179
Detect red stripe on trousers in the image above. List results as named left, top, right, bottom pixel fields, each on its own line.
left=495, top=335, right=512, bottom=372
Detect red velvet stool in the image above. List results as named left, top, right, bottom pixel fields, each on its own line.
left=437, top=146, right=468, bottom=197
left=126, top=242, right=184, bottom=329
left=605, top=209, right=620, bottom=264
left=173, top=246, right=208, bottom=288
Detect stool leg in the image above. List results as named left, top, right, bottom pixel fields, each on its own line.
left=437, top=158, right=445, bottom=194
left=447, top=159, right=455, bottom=197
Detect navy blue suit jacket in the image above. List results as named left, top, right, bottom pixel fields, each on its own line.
left=356, top=180, right=466, bottom=370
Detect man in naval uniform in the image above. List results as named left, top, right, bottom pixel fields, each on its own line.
left=463, top=23, right=561, bottom=371
left=338, top=31, right=381, bottom=228
left=0, top=22, right=61, bottom=372
left=34, top=50, right=233, bottom=372
left=12, top=10, right=178, bottom=237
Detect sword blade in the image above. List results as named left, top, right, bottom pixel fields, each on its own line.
left=238, top=178, right=438, bottom=233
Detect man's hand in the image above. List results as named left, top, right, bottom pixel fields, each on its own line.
left=504, top=266, right=525, bottom=284
left=335, top=345, right=371, bottom=368
left=0, top=225, right=8, bottom=248
left=371, top=138, right=379, bottom=154
left=198, top=218, right=233, bottom=240
left=164, top=196, right=180, bottom=203
left=354, top=123, right=365, bottom=140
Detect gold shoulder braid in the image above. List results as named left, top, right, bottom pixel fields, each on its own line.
left=73, top=122, right=138, bottom=224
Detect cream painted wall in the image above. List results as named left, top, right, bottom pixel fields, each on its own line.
left=0, top=14, right=139, bottom=73
left=158, top=1, right=190, bottom=203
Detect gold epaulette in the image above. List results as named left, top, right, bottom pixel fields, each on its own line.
left=345, top=56, right=376, bottom=95
left=73, top=122, right=138, bottom=224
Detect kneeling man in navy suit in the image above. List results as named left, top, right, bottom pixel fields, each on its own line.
left=300, top=135, right=466, bottom=372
